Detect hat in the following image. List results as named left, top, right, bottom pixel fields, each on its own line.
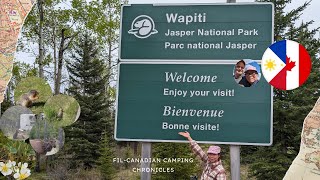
left=244, top=65, right=257, bottom=72
left=207, top=146, right=221, bottom=154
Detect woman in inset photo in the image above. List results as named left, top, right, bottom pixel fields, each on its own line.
left=239, top=60, right=261, bottom=87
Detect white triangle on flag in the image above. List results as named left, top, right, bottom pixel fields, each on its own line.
left=262, top=48, right=286, bottom=83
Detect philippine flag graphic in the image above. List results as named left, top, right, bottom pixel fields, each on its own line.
left=261, top=40, right=311, bottom=90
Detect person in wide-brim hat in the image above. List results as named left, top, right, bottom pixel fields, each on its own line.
left=179, top=131, right=226, bottom=180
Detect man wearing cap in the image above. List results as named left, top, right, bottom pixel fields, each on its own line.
left=179, top=131, right=226, bottom=180
left=239, top=64, right=259, bottom=87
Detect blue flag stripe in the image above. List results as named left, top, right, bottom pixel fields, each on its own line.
left=269, top=40, right=286, bottom=64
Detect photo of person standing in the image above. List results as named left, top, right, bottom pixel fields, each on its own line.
left=179, top=131, right=226, bottom=180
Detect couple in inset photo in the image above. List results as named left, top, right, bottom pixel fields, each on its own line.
left=234, top=59, right=261, bottom=87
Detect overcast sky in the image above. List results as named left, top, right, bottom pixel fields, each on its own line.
left=129, top=0, right=320, bottom=35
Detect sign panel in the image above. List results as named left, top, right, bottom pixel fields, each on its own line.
left=120, top=3, right=273, bottom=60
left=115, top=63, right=272, bottom=145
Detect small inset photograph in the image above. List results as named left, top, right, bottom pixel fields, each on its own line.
left=233, top=59, right=261, bottom=87
left=14, top=77, right=53, bottom=114
left=0, top=106, right=34, bottom=140
left=29, top=116, right=65, bottom=156
left=43, top=94, right=81, bottom=127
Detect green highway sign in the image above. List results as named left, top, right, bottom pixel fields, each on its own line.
left=115, top=63, right=273, bottom=145
left=120, top=3, right=273, bottom=60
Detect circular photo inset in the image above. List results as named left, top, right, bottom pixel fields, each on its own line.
left=43, top=94, right=80, bottom=127
left=233, top=59, right=261, bottom=87
left=29, top=117, right=65, bottom=156
left=14, top=76, right=53, bottom=114
left=0, top=106, right=34, bottom=140
left=261, top=40, right=311, bottom=90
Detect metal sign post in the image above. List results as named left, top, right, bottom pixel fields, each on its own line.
left=228, top=1, right=241, bottom=179
left=141, top=142, right=151, bottom=180
left=230, top=145, right=240, bottom=180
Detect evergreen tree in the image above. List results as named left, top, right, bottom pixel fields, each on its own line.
left=152, top=143, right=200, bottom=180
left=97, top=130, right=116, bottom=180
left=247, top=1, right=320, bottom=179
left=64, top=33, right=113, bottom=168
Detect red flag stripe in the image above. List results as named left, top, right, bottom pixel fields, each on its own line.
left=270, top=66, right=287, bottom=90
left=299, top=44, right=311, bottom=86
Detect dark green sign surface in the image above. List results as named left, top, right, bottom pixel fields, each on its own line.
left=115, top=63, right=272, bottom=145
left=120, top=3, right=273, bottom=60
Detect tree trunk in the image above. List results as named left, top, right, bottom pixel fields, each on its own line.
left=54, top=29, right=66, bottom=95
left=38, top=0, right=44, bottom=78
left=53, top=26, right=57, bottom=92
left=35, top=0, right=44, bottom=172
left=54, top=29, right=76, bottom=95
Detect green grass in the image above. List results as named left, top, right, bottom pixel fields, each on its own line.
left=27, top=172, right=50, bottom=180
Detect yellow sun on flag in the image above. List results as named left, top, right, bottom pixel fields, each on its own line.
left=264, top=59, right=276, bottom=71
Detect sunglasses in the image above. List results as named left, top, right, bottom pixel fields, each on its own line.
left=245, top=71, right=258, bottom=75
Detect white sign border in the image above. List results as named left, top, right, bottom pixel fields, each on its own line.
left=119, top=2, right=275, bottom=61
left=115, top=61, right=273, bottom=146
